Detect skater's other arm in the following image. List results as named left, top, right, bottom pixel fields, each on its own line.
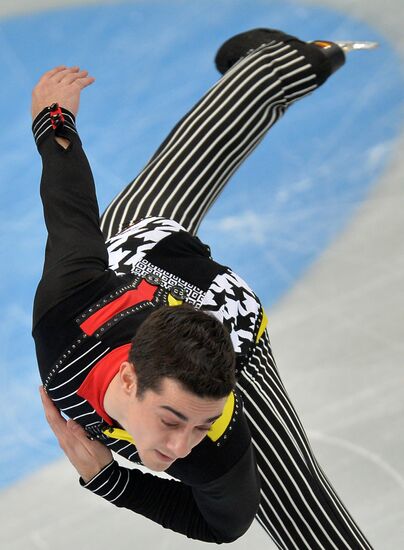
left=40, top=386, right=113, bottom=483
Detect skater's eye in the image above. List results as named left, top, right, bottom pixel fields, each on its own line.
left=195, top=422, right=214, bottom=432
left=161, top=419, right=179, bottom=428
left=161, top=419, right=210, bottom=432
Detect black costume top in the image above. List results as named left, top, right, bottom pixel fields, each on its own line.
left=32, top=107, right=264, bottom=543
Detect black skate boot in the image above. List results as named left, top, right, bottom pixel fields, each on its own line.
left=215, top=28, right=378, bottom=86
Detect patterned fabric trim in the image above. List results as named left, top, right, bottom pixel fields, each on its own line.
left=133, top=258, right=205, bottom=308
left=201, top=270, right=262, bottom=355
left=106, top=216, right=184, bottom=273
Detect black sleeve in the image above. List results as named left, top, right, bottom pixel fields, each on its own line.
left=80, top=442, right=260, bottom=543
left=190, top=443, right=261, bottom=541
left=32, top=107, right=110, bottom=326
left=80, top=389, right=261, bottom=543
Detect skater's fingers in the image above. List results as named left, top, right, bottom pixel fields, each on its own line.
left=32, top=65, right=95, bottom=119
left=39, top=66, right=68, bottom=83
left=76, top=75, right=96, bottom=89
left=61, top=69, right=89, bottom=85
left=39, top=386, right=67, bottom=434
left=67, top=418, right=89, bottom=440
left=52, top=66, right=81, bottom=82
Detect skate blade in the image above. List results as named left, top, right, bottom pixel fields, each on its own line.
left=334, top=41, right=379, bottom=53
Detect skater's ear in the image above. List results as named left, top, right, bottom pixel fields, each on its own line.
left=119, top=360, right=138, bottom=396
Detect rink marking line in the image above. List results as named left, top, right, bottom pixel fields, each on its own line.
left=309, top=430, right=404, bottom=491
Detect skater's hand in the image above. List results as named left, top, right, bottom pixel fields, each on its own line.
left=39, top=386, right=113, bottom=483
left=31, top=66, right=95, bottom=120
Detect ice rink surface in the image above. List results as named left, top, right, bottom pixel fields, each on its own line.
left=0, top=0, right=403, bottom=549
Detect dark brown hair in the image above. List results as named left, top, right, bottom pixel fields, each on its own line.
left=129, top=304, right=235, bottom=399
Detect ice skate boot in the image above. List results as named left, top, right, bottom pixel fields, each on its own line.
left=215, top=28, right=379, bottom=85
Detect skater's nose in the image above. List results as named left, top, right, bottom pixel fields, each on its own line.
left=166, top=428, right=194, bottom=459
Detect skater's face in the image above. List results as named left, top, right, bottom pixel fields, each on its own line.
left=122, top=375, right=227, bottom=472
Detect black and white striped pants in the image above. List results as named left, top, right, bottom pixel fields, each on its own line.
left=100, top=32, right=372, bottom=550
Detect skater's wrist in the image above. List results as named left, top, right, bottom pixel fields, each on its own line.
left=32, top=105, right=78, bottom=149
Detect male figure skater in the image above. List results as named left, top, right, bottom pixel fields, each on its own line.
left=34, top=28, right=373, bottom=549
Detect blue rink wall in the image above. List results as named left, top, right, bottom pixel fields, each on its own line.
left=0, top=0, right=402, bottom=489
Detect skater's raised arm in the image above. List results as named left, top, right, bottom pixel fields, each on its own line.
left=32, top=66, right=112, bottom=327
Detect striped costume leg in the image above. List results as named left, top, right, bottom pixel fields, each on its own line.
left=100, top=30, right=329, bottom=239
left=238, top=331, right=373, bottom=549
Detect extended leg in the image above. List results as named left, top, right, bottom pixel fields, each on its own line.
left=100, top=29, right=338, bottom=239
left=238, top=331, right=373, bottom=549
